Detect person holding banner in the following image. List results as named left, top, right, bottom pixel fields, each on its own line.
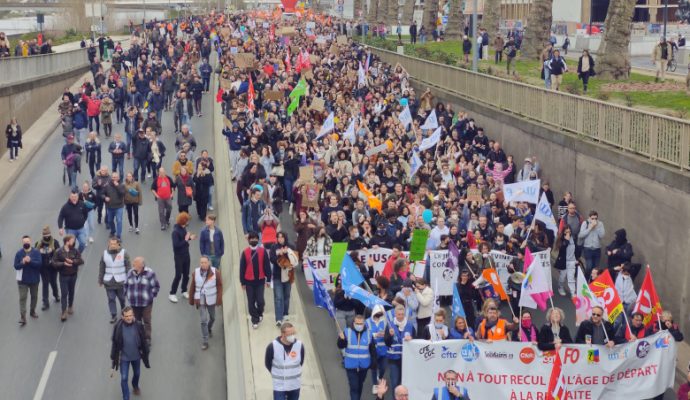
left=537, top=307, right=573, bottom=351
left=456, top=270, right=481, bottom=329
left=423, top=309, right=450, bottom=341
left=413, top=278, right=434, bottom=338
left=449, top=316, right=475, bottom=340
left=475, top=301, right=519, bottom=342
left=385, top=304, right=415, bottom=390
left=574, top=305, right=618, bottom=348
left=645, top=310, right=684, bottom=341
left=337, top=314, right=377, bottom=400
left=334, top=275, right=358, bottom=331
left=514, top=310, right=538, bottom=343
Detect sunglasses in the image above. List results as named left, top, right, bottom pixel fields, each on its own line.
left=591, top=313, right=602, bottom=317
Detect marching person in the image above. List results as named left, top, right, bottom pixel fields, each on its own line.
left=537, top=307, right=573, bottom=351
left=99, top=237, right=131, bottom=323
left=374, top=379, right=409, bottom=400
left=14, top=235, right=42, bottom=325
left=475, top=301, right=520, bottom=342
left=170, top=212, right=195, bottom=303
left=269, top=232, right=297, bottom=326
left=51, top=234, right=84, bottom=322
left=574, top=305, right=618, bottom=348
left=57, top=190, right=89, bottom=253
left=151, top=167, right=175, bottom=230
left=35, top=226, right=60, bottom=310
left=338, top=314, right=377, bottom=400
left=239, top=232, right=272, bottom=329
left=110, top=306, right=150, bottom=400
left=199, top=214, right=225, bottom=268
left=188, top=256, right=223, bottom=350
left=5, top=117, right=22, bottom=162
left=103, top=171, right=126, bottom=240
left=124, top=257, right=160, bottom=346
left=367, top=305, right=389, bottom=395
left=385, top=304, right=415, bottom=390
left=265, top=322, right=304, bottom=400
left=124, top=172, right=143, bottom=234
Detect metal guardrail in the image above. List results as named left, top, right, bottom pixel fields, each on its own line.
left=0, top=48, right=88, bottom=87
left=371, top=48, right=690, bottom=171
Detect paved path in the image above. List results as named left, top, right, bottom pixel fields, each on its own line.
left=0, top=84, right=226, bottom=399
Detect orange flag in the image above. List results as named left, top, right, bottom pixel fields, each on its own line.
left=482, top=268, right=508, bottom=301
left=356, top=181, right=382, bottom=212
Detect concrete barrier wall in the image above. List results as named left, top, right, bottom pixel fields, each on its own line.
left=0, top=48, right=88, bottom=87
left=414, top=80, right=690, bottom=339
left=0, top=66, right=89, bottom=157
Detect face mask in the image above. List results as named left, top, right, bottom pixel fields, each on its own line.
left=23, top=243, right=31, bottom=250
left=354, top=324, right=364, bottom=332
left=521, top=319, right=532, bottom=329
left=249, top=240, right=259, bottom=247
left=285, top=335, right=296, bottom=344
left=435, top=323, right=445, bottom=330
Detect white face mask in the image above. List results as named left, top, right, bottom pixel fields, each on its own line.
left=285, top=335, right=296, bottom=344
left=354, top=324, right=365, bottom=332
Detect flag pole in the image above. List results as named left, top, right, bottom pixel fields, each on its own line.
left=657, top=312, right=663, bottom=331
left=621, top=311, right=633, bottom=340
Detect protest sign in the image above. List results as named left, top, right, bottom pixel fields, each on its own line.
left=403, top=332, right=676, bottom=400
left=329, top=243, right=349, bottom=274
left=427, top=250, right=457, bottom=296
left=304, top=256, right=332, bottom=288
left=466, top=186, right=483, bottom=202
left=219, top=77, right=232, bottom=89
left=533, top=249, right=553, bottom=290
left=309, top=97, right=325, bottom=112
left=303, top=248, right=409, bottom=289
left=264, top=90, right=284, bottom=101
left=299, top=165, right=314, bottom=183
left=409, top=229, right=429, bottom=262
left=337, top=35, right=348, bottom=45
left=301, top=184, right=320, bottom=208
left=490, top=250, right=515, bottom=288
left=279, top=26, right=297, bottom=36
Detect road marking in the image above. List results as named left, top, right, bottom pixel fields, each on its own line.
left=32, top=351, right=57, bottom=400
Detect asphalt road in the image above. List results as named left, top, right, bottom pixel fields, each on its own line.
left=0, top=90, right=226, bottom=399
left=281, top=214, right=675, bottom=399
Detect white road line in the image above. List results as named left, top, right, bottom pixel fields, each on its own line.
left=32, top=351, right=57, bottom=400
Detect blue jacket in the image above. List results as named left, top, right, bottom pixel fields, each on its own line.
left=366, top=317, right=389, bottom=358
left=199, top=63, right=212, bottom=78
left=73, top=110, right=88, bottom=130
left=432, top=386, right=470, bottom=400
left=386, top=321, right=415, bottom=360
left=147, top=92, right=165, bottom=112
left=14, top=248, right=42, bottom=285
left=224, top=128, right=246, bottom=151
left=199, top=226, right=225, bottom=258
left=241, top=199, right=266, bottom=235
left=342, top=328, right=372, bottom=370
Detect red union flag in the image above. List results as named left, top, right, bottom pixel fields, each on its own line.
left=247, top=76, right=255, bottom=112
left=633, top=266, right=663, bottom=328
left=546, top=351, right=568, bottom=400
left=589, top=269, right=624, bottom=324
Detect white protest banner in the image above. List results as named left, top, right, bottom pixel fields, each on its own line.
left=533, top=249, right=553, bottom=291
left=398, top=105, right=412, bottom=128
left=303, top=255, right=333, bottom=289
left=428, top=250, right=457, bottom=296
left=403, top=331, right=676, bottom=400
left=490, top=250, right=515, bottom=288
left=316, top=112, right=335, bottom=139
left=418, top=126, right=442, bottom=152
left=420, top=109, right=438, bottom=130
left=503, top=179, right=541, bottom=204
left=303, top=249, right=409, bottom=288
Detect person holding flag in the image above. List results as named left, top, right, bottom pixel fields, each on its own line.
left=574, top=305, right=618, bottom=347
left=384, top=304, right=414, bottom=391
left=448, top=316, right=475, bottom=340
left=475, top=302, right=519, bottom=342
left=337, top=314, right=378, bottom=400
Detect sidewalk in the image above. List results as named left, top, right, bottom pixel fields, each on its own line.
left=564, top=50, right=686, bottom=81
left=51, top=35, right=130, bottom=53
left=213, top=82, right=328, bottom=400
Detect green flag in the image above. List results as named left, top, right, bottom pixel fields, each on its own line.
left=289, top=78, right=307, bottom=99
left=451, top=112, right=458, bottom=126
left=287, top=96, right=300, bottom=116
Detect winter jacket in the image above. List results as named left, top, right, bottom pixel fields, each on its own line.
left=14, top=248, right=42, bottom=285
left=57, top=200, right=88, bottom=230
left=51, top=246, right=84, bottom=275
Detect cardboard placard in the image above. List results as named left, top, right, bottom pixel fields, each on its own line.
left=466, top=185, right=483, bottom=202
left=221, top=27, right=231, bottom=39
left=219, top=77, right=233, bottom=89
left=302, top=68, right=314, bottom=80
left=234, top=53, right=256, bottom=69
left=301, top=184, right=320, bottom=208
left=264, top=90, right=284, bottom=101
left=223, top=117, right=232, bottom=128
left=309, top=55, right=320, bottom=65
left=291, top=45, right=300, bottom=56
left=330, top=44, right=339, bottom=55
left=309, top=97, right=325, bottom=112
left=279, top=26, right=297, bottom=36
left=230, top=38, right=238, bottom=46
left=315, top=35, right=327, bottom=44
left=337, top=35, right=347, bottom=45
left=299, top=166, right=314, bottom=183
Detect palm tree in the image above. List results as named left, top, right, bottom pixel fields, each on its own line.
left=445, top=0, right=465, bottom=40
left=379, top=0, right=390, bottom=29
left=402, top=0, right=416, bottom=27
left=521, top=0, right=553, bottom=59
left=482, top=0, right=501, bottom=38
left=367, top=0, right=379, bottom=27
left=423, top=0, right=439, bottom=34
left=388, top=0, right=400, bottom=27
left=598, top=0, right=637, bottom=79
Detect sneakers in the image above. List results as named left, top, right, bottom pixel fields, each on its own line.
left=18, top=314, right=26, bottom=326
left=129, top=226, right=134, bottom=232
left=259, top=315, right=263, bottom=323
left=276, top=320, right=283, bottom=327
left=61, top=312, right=68, bottom=322
left=30, top=311, right=38, bottom=319
left=252, top=323, right=258, bottom=329
left=42, top=303, right=49, bottom=311
left=283, top=315, right=290, bottom=322
left=202, top=343, right=209, bottom=350
left=168, top=294, right=179, bottom=303
left=88, top=237, right=94, bottom=243
left=110, top=315, right=117, bottom=324
left=208, top=328, right=213, bottom=338
left=558, top=287, right=566, bottom=296
left=67, top=307, right=74, bottom=315
left=146, top=173, right=152, bottom=178
left=182, top=292, right=189, bottom=299
left=132, top=387, right=141, bottom=396
left=161, top=225, right=166, bottom=231
left=135, top=228, right=140, bottom=234
left=208, top=206, right=214, bottom=211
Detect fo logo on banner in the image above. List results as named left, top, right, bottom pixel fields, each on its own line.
left=519, top=347, right=535, bottom=364
left=637, top=341, right=651, bottom=359
left=461, top=342, right=480, bottom=362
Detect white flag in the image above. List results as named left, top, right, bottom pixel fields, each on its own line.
left=409, top=151, right=422, bottom=177
left=317, top=112, right=335, bottom=139
left=519, top=257, right=552, bottom=310
left=574, top=266, right=596, bottom=326
left=398, top=105, right=412, bottom=129
left=343, top=118, right=356, bottom=143
left=503, top=179, right=541, bottom=204
left=357, top=62, right=367, bottom=87
left=418, top=126, right=442, bottom=152
left=420, top=109, right=438, bottom=130
left=535, top=192, right=558, bottom=235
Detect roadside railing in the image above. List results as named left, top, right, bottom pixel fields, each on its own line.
left=371, top=47, right=690, bottom=171
left=0, top=47, right=88, bottom=87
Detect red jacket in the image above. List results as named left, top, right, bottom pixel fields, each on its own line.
left=82, top=94, right=102, bottom=117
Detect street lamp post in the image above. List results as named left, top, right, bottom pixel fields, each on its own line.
left=472, top=0, right=477, bottom=72
left=663, top=0, right=669, bottom=40
left=588, top=0, right=592, bottom=35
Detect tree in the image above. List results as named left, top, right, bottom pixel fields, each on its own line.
left=367, top=0, right=379, bottom=26
left=598, top=0, right=637, bottom=79
left=423, top=0, right=439, bottom=33
left=379, top=0, right=390, bottom=28
left=388, top=0, right=400, bottom=27
left=402, top=0, right=416, bottom=27
left=445, top=0, right=465, bottom=40
left=522, top=0, right=553, bottom=60
left=482, top=0, right=501, bottom=38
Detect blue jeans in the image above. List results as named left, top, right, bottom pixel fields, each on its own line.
left=346, top=368, right=368, bottom=400
left=65, top=227, right=87, bottom=253
left=120, top=359, right=141, bottom=400
left=283, top=177, right=294, bottom=203
left=544, top=68, right=552, bottom=89
left=388, top=359, right=402, bottom=391
left=582, top=248, right=601, bottom=275
left=133, top=158, right=147, bottom=181
left=208, top=185, right=214, bottom=209
left=107, top=207, right=124, bottom=238
left=202, top=76, right=210, bottom=92
left=273, top=280, right=292, bottom=322
left=273, top=389, right=300, bottom=400
left=370, top=355, right=387, bottom=385
left=85, top=210, right=96, bottom=239
left=112, top=157, right=125, bottom=177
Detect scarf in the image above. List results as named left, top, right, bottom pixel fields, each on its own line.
left=394, top=317, right=408, bottom=331
left=520, top=322, right=537, bottom=342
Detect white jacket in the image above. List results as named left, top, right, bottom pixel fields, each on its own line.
left=415, top=287, right=434, bottom=319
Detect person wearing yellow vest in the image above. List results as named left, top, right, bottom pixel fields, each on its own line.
left=99, top=237, right=131, bottom=323
left=188, top=256, right=223, bottom=350
left=475, top=302, right=519, bottom=342
left=338, top=314, right=378, bottom=400
left=265, top=322, right=304, bottom=400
